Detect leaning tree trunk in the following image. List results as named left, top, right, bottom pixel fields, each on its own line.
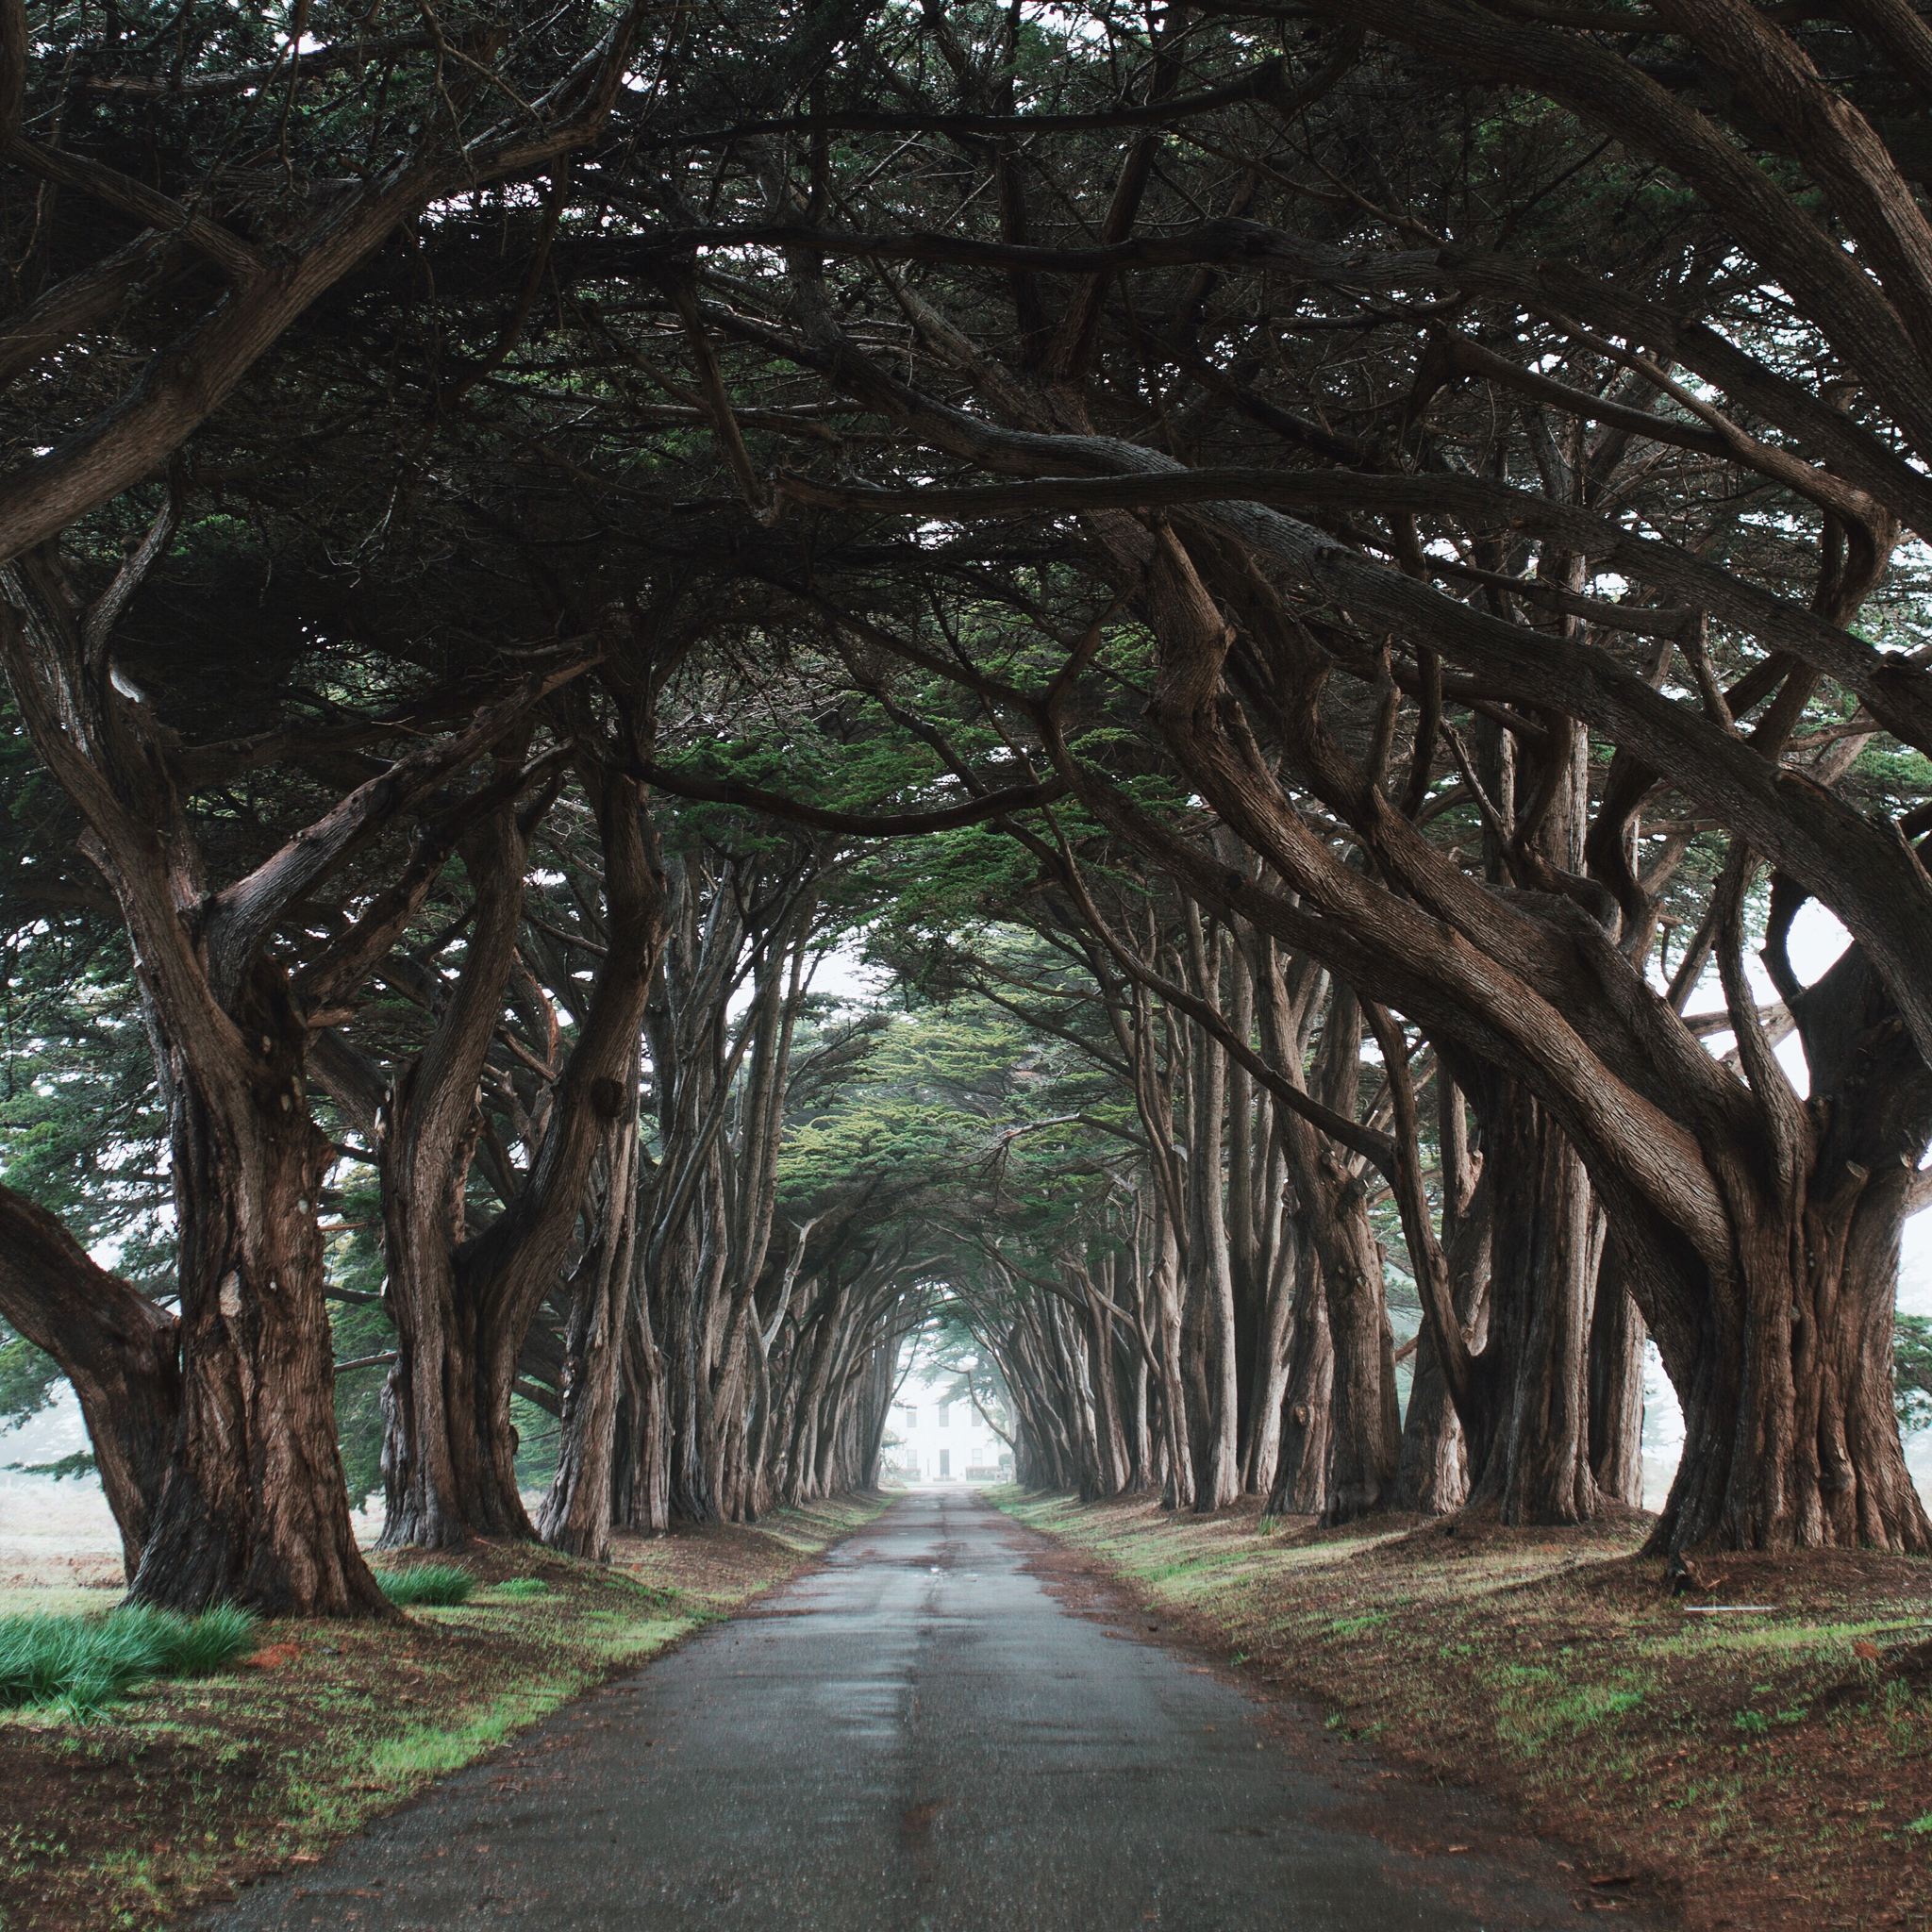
left=0, top=1187, right=181, bottom=1580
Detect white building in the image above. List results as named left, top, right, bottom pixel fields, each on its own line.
left=881, top=1368, right=1012, bottom=1485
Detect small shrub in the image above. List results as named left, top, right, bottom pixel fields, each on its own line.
left=490, top=1577, right=549, bottom=1601
left=376, top=1564, right=475, bottom=1607
left=0, top=1605, right=258, bottom=1716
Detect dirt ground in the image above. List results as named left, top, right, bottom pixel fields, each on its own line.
left=0, top=1498, right=886, bottom=1930
left=991, top=1488, right=1932, bottom=1932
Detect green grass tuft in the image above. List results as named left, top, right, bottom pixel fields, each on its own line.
left=0, top=1604, right=258, bottom=1716
left=375, top=1564, right=475, bottom=1607
left=488, top=1577, right=549, bottom=1600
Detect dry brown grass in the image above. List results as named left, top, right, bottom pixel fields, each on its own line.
left=994, top=1487, right=1932, bottom=1932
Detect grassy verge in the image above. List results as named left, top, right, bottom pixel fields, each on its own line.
left=990, top=1487, right=1932, bottom=1932
left=0, top=1495, right=887, bottom=1929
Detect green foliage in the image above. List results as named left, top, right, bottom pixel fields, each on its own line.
left=375, top=1565, right=476, bottom=1607
left=1896, top=1314, right=1932, bottom=1435
left=0, top=1328, right=59, bottom=1434
left=0, top=1605, right=258, bottom=1717
left=7, top=1450, right=95, bottom=1481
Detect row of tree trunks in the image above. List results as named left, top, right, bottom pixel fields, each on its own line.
left=0, top=553, right=591, bottom=1612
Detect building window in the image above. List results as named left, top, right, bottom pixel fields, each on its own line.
left=901, top=1406, right=916, bottom=1427
left=940, top=1449, right=951, bottom=1477
left=939, top=1403, right=951, bottom=1428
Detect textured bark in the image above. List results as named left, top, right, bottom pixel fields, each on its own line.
left=454, top=765, right=664, bottom=1555
left=614, top=1263, right=671, bottom=1535
left=1655, top=916, right=1932, bottom=1553
left=1394, top=1074, right=1489, bottom=1515
left=1589, top=1258, right=1647, bottom=1508
left=1240, top=1127, right=1295, bottom=1497
left=1470, top=1078, right=1601, bottom=1525
left=3, top=555, right=391, bottom=1615
left=1268, top=1236, right=1333, bottom=1516
left=539, top=1111, right=639, bottom=1560
left=1283, top=989, right=1399, bottom=1522
left=376, top=806, right=537, bottom=1550
left=119, top=948, right=389, bottom=1613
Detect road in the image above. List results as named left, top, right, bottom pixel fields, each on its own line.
left=202, top=1491, right=1635, bottom=1930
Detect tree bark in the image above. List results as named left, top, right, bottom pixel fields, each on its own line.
left=376, top=804, right=537, bottom=1548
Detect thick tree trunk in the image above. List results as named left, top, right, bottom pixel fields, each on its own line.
left=0, top=1186, right=181, bottom=1580
left=1282, top=991, right=1399, bottom=1523
left=6, top=562, right=399, bottom=1615
left=1395, top=1330, right=1468, bottom=1518
left=130, top=972, right=390, bottom=1615
left=1319, top=1204, right=1401, bottom=1524
left=1655, top=930, right=1932, bottom=1552
left=1656, top=1187, right=1931, bottom=1553
left=1461, top=1075, right=1602, bottom=1525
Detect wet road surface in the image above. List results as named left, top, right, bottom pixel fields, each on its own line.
left=202, top=1491, right=1637, bottom=1930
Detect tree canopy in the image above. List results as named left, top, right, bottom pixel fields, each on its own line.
left=3, top=0, right=1932, bottom=1611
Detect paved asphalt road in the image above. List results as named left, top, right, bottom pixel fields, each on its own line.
left=202, top=1491, right=1637, bottom=1930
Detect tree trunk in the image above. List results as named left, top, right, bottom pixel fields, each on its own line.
left=457, top=768, right=665, bottom=1549
left=1181, top=924, right=1242, bottom=1509
left=1395, top=1073, right=1490, bottom=1515
left=1395, top=1329, right=1468, bottom=1518
left=1589, top=1254, right=1646, bottom=1507
left=539, top=1111, right=639, bottom=1560
left=0, top=1186, right=181, bottom=1580
left=129, top=968, right=391, bottom=1615
left=1241, top=1133, right=1294, bottom=1496
left=614, top=1265, right=671, bottom=1535
left=1470, top=1077, right=1602, bottom=1524
left=1655, top=929, right=1932, bottom=1553
left=377, top=806, right=536, bottom=1550
left=1269, top=1237, right=1333, bottom=1516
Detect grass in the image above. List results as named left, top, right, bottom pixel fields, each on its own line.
left=0, top=1493, right=891, bottom=1930
left=374, top=1564, right=475, bottom=1607
left=487, top=1576, right=549, bottom=1600
left=991, top=1485, right=1932, bottom=1932
left=0, top=1604, right=258, bottom=1717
